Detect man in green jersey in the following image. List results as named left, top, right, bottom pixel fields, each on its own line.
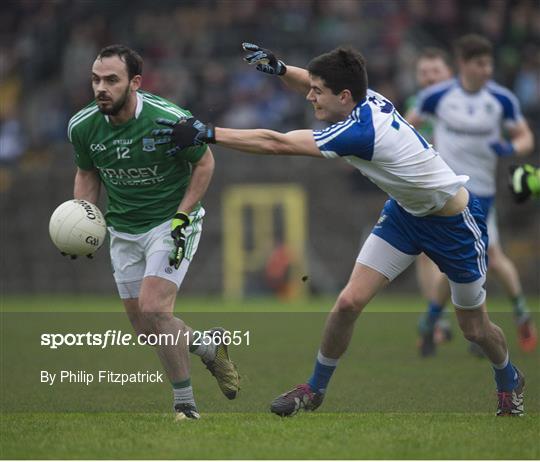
left=67, top=44, right=239, bottom=420
left=405, top=48, right=455, bottom=356
left=405, top=48, right=453, bottom=144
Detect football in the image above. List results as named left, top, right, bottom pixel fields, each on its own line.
left=49, top=200, right=107, bottom=256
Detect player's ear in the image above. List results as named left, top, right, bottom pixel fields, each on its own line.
left=130, top=75, right=142, bottom=91
left=339, top=89, right=353, bottom=105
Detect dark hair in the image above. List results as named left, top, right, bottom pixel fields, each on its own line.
left=418, top=47, right=452, bottom=68
left=307, top=47, right=368, bottom=102
left=97, top=44, right=143, bottom=80
left=454, top=34, right=493, bottom=61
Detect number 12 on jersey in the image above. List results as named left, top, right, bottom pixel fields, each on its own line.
left=117, top=147, right=131, bottom=159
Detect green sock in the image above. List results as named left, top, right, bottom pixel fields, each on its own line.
left=511, top=294, right=529, bottom=321
left=172, top=378, right=196, bottom=407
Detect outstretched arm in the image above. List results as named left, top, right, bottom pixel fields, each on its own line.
left=152, top=118, right=322, bottom=158
left=280, top=66, right=310, bottom=95
left=214, top=127, right=322, bottom=157
left=242, top=43, right=310, bottom=95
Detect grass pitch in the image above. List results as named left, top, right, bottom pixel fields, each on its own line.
left=2, top=412, right=538, bottom=459
left=1, top=294, right=539, bottom=459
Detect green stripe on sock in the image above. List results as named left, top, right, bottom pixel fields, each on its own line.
left=172, top=378, right=191, bottom=389
left=511, top=294, right=529, bottom=318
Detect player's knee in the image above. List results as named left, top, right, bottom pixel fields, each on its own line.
left=456, top=311, right=490, bottom=344
left=487, top=253, right=502, bottom=272
left=133, top=324, right=152, bottom=337
left=463, top=330, right=483, bottom=344
left=126, top=315, right=152, bottom=337
left=460, top=323, right=486, bottom=344
left=335, top=291, right=367, bottom=313
left=138, top=300, right=173, bottom=329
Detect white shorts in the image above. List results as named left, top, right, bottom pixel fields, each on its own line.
left=109, top=208, right=204, bottom=299
left=486, top=206, right=499, bottom=246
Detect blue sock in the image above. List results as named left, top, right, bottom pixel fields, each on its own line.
left=492, top=354, right=518, bottom=392
left=427, top=301, right=444, bottom=327
left=307, top=351, right=338, bottom=394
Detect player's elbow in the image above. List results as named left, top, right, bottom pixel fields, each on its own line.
left=523, top=132, right=534, bottom=155
left=514, top=127, right=535, bottom=157
left=200, top=149, right=216, bottom=172
left=263, top=134, right=289, bottom=155
left=76, top=168, right=100, bottom=185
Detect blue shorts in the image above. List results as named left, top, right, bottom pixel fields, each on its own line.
left=371, top=195, right=488, bottom=283
left=475, top=195, right=494, bottom=219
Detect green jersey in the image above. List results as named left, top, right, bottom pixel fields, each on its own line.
left=68, top=91, right=206, bottom=234
left=405, top=94, right=434, bottom=143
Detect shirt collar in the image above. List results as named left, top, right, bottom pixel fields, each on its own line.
left=134, top=91, right=143, bottom=118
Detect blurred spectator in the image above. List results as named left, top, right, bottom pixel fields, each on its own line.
left=1, top=0, right=538, bottom=297
left=513, top=46, right=540, bottom=112
left=0, top=116, right=25, bottom=165
left=1, top=0, right=538, bottom=164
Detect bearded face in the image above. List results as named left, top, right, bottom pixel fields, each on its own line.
left=91, top=56, right=137, bottom=117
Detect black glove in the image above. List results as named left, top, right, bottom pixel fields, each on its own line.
left=152, top=118, right=215, bottom=156
left=509, top=164, right=540, bottom=203
left=60, top=252, right=93, bottom=260
left=169, top=212, right=190, bottom=269
left=242, top=43, right=287, bottom=76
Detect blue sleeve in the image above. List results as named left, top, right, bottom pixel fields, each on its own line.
left=415, top=81, right=454, bottom=115
left=313, top=111, right=375, bottom=161
left=488, top=88, right=522, bottom=123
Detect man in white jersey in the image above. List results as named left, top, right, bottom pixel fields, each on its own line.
left=155, top=44, right=525, bottom=416
left=67, top=45, right=239, bottom=420
left=408, top=34, right=537, bottom=355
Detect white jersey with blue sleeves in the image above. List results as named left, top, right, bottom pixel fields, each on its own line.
left=313, top=89, right=468, bottom=217
left=416, top=79, right=523, bottom=197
